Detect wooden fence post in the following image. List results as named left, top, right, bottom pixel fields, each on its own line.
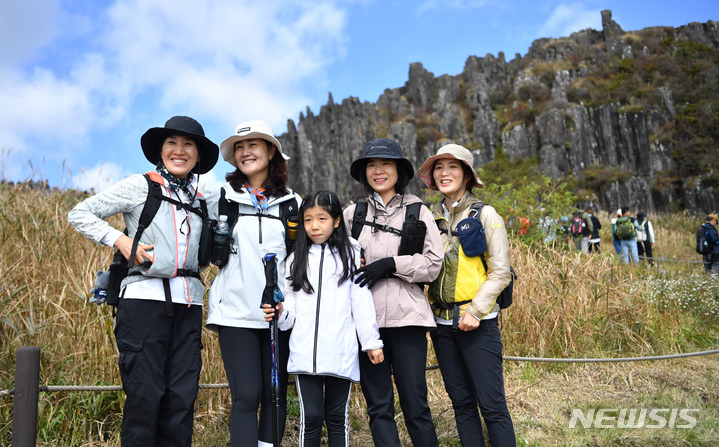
left=11, top=346, right=40, bottom=447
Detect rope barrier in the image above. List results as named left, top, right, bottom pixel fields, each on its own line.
left=3, top=349, right=719, bottom=397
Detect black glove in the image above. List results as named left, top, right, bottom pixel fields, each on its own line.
left=355, top=257, right=396, bottom=289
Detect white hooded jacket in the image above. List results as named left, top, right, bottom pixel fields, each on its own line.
left=279, top=240, right=383, bottom=382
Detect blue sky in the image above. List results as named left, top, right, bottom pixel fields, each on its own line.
left=1, top=0, right=716, bottom=193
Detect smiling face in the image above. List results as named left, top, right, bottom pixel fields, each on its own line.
left=234, top=138, right=276, bottom=187
left=365, top=158, right=398, bottom=201
left=160, top=135, right=199, bottom=179
left=303, top=205, right=340, bottom=245
left=433, top=158, right=469, bottom=200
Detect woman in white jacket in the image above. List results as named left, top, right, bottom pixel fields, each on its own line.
left=206, top=120, right=302, bottom=447
left=264, top=190, right=383, bottom=447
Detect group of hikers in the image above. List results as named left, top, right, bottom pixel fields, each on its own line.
left=547, top=206, right=656, bottom=265
left=68, top=116, right=516, bottom=447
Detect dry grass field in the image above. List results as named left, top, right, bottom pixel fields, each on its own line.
left=1, top=184, right=718, bottom=446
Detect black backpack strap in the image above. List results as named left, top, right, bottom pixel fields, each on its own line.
left=405, top=202, right=422, bottom=221
left=279, top=196, right=299, bottom=251
left=219, top=188, right=240, bottom=233
left=351, top=201, right=369, bottom=240
left=127, top=174, right=164, bottom=270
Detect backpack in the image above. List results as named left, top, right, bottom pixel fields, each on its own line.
left=636, top=221, right=648, bottom=242
left=696, top=226, right=712, bottom=255
left=439, top=202, right=516, bottom=310
left=350, top=201, right=427, bottom=256
left=216, top=188, right=299, bottom=263
left=570, top=215, right=587, bottom=237
left=101, top=173, right=210, bottom=316
left=615, top=216, right=636, bottom=240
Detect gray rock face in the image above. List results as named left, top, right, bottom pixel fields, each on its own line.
left=277, top=11, right=717, bottom=214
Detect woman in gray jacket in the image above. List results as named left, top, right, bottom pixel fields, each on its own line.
left=343, top=138, right=443, bottom=447
left=68, top=116, right=218, bottom=446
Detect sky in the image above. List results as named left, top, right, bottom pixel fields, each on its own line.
left=1, top=0, right=717, bottom=193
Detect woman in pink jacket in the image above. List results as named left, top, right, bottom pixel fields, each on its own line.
left=343, top=138, right=443, bottom=447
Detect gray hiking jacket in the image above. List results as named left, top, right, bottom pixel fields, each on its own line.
left=68, top=173, right=206, bottom=304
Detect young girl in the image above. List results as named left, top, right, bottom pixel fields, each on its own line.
left=263, top=190, right=384, bottom=447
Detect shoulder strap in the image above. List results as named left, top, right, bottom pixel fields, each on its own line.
left=468, top=202, right=485, bottom=219
left=279, top=196, right=298, bottom=227
left=405, top=202, right=422, bottom=221
left=219, top=188, right=240, bottom=234
left=280, top=196, right=299, bottom=251
left=126, top=174, right=165, bottom=269
left=351, top=201, right=369, bottom=240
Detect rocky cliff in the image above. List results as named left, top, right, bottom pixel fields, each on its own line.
left=279, top=10, right=719, bottom=214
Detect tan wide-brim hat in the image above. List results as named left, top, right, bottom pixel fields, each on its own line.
left=417, top=144, right=483, bottom=190
left=220, top=120, right=289, bottom=168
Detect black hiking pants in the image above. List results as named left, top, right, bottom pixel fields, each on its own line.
left=431, top=319, right=516, bottom=447
left=359, top=326, right=439, bottom=447
left=218, top=326, right=290, bottom=447
left=114, top=298, right=203, bottom=447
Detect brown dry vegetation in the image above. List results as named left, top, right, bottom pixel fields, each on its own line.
left=1, top=186, right=718, bottom=446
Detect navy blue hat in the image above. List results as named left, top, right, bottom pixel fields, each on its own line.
left=350, top=138, right=414, bottom=181
left=141, top=116, right=219, bottom=174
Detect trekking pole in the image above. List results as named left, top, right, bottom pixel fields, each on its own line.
left=261, top=253, right=284, bottom=447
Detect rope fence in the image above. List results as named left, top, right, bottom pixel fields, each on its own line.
left=4, top=348, right=719, bottom=397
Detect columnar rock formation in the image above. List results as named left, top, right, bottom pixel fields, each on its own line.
left=278, top=11, right=719, bottom=213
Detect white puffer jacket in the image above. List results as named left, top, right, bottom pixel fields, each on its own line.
left=279, top=241, right=383, bottom=382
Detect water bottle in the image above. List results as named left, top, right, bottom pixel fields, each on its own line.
left=212, top=215, right=231, bottom=268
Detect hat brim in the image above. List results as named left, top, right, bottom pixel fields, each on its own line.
left=141, top=128, right=219, bottom=174
left=350, top=157, right=415, bottom=182
left=220, top=132, right=288, bottom=168
left=417, top=153, right=483, bottom=190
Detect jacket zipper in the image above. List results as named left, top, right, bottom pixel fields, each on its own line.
left=313, top=244, right=325, bottom=373
left=258, top=213, right=263, bottom=244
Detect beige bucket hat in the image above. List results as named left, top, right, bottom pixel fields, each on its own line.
left=417, top=143, right=483, bottom=190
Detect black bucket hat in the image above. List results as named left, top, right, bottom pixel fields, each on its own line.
left=350, top=138, right=414, bottom=181
left=141, top=116, right=219, bottom=174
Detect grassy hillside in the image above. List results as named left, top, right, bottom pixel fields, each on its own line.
left=1, top=183, right=718, bottom=446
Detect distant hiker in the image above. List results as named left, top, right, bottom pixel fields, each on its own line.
left=587, top=207, right=602, bottom=253
left=610, top=209, right=623, bottom=255
left=344, top=138, right=443, bottom=447
left=615, top=206, right=640, bottom=265
left=699, top=214, right=719, bottom=274
left=205, top=120, right=302, bottom=447
left=570, top=208, right=594, bottom=253
left=635, top=211, right=656, bottom=265
left=68, top=116, right=219, bottom=446
left=417, top=144, right=516, bottom=446
left=558, top=215, right=570, bottom=245
left=263, top=190, right=384, bottom=447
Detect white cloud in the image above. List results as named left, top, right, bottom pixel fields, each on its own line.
left=0, top=0, right=350, bottom=185
left=538, top=3, right=601, bottom=39
left=70, top=162, right=133, bottom=193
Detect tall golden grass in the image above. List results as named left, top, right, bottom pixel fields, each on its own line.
left=1, top=185, right=717, bottom=446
